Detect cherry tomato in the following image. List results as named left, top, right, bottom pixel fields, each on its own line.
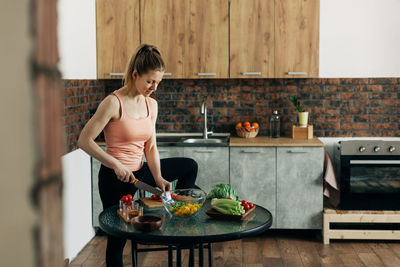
left=171, top=193, right=178, bottom=200
left=151, top=194, right=160, bottom=200
left=122, top=195, right=129, bottom=203
left=241, top=200, right=247, bottom=205
left=248, top=202, right=254, bottom=209
left=227, top=197, right=232, bottom=200
left=126, top=194, right=133, bottom=202
left=127, top=200, right=133, bottom=206
left=243, top=203, right=250, bottom=211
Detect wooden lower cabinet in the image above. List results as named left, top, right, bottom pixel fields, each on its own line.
left=276, top=147, right=324, bottom=229
left=230, top=147, right=277, bottom=228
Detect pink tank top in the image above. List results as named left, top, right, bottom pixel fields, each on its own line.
left=103, top=90, right=154, bottom=171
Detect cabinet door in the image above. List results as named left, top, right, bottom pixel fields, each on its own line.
left=157, top=146, right=184, bottom=159
left=185, top=0, right=229, bottom=78
left=142, top=146, right=184, bottom=196
left=277, top=147, right=323, bottom=229
left=143, top=146, right=184, bottom=162
left=184, top=147, right=229, bottom=193
left=140, top=0, right=187, bottom=79
left=275, top=0, right=319, bottom=78
left=230, top=0, right=274, bottom=78
left=96, top=0, right=140, bottom=79
left=230, top=147, right=277, bottom=228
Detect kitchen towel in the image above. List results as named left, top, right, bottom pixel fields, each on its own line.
left=323, top=149, right=340, bottom=207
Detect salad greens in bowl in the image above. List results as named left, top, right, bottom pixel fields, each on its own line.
left=161, top=189, right=206, bottom=218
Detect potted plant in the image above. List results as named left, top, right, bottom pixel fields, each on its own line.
left=289, top=96, right=308, bottom=127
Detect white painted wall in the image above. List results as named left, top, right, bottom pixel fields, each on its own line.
left=58, top=0, right=96, bottom=79
left=320, top=0, right=400, bottom=77
left=62, top=149, right=95, bottom=261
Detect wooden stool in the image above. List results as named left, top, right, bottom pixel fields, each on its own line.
left=323, top=208, right=400, bottom=244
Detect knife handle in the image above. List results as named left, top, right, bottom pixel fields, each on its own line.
left=133, top=178, right=139, bottom=185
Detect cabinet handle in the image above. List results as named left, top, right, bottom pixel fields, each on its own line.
left=109, top=73, right=124, bottom=77
left=158, top=150, right=168, bottom=153
left=240, top=150, right=261, bottom=154
left=242, top=72, right=261, bottom=76
left=287, top=72, right=307, bottom=75
left=164, top=73, right=172, bottom=76
left=197, top=73, right=216, bottom=76
left=287, top=150, right=308, bottom=154
left=194, top=150, right=216, bottom=153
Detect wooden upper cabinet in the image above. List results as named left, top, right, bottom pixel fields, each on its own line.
left=230, top=0, right=274, bottom=78
left=140, top=0, right=188, bottom=79
left=275, top=0, right=320, bottom=78
left=96, top=0, right=140, bottom=79
left=186, top=0, right=229, bottom=79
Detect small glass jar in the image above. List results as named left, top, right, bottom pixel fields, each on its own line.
left=270, top=110, right=280, bottom=138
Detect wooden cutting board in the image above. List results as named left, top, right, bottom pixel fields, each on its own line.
left=140, top=197, right=163, bottom=208
left=206, top=206, right=256, bottom=220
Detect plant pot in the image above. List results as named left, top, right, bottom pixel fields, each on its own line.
left=298, top=112, right=309, bottom=127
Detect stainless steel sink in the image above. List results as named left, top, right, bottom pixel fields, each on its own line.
left=156, top=133, right=230, bottom=146
left=182, top=138, right=224, bottom=144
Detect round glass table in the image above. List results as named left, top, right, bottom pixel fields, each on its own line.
left=99, top=200, right=272, bottom=267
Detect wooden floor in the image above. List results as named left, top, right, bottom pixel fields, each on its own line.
left=68, top=230, right=400, bottom=267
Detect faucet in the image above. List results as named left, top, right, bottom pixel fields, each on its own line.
left=201, top=102, right=213, bottom=139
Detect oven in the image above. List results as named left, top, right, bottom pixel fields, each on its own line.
left=338, top=140, right=400, bottom=210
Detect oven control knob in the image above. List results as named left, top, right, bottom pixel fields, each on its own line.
left=374, top=146, right=381, bottom=152
left=359, top=146, right=366, bottom=152
left=389, top=146, right=396, bottom=152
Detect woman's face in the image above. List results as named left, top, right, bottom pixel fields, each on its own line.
left=133, top=70, right=164, bottom=97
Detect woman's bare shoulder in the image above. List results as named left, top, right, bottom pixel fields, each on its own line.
left=95, top=94, right=120, bottom=120
left=148, top=97, right=158, bottom=118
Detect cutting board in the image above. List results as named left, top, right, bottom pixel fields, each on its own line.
left=206, top=206, right=256, bottom=220
left=140, top=197, right=163, bottom=208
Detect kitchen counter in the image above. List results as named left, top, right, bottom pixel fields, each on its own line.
left=96, top=134, right=324, bottom=147
left=230, top=136, right=324, bottom=147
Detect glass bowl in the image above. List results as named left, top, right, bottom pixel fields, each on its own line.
left=161, top=189, right=206, bottom=218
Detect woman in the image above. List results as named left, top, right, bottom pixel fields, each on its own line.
left=78, top=44, right=198, bottom=267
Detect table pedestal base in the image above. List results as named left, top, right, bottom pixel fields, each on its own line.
left=130, top=240, right=213, bottom=267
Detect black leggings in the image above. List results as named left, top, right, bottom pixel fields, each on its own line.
left=98, top=157, right=198, bottom=267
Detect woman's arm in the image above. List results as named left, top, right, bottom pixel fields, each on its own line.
left=77, top=95, right=134, bottom=183
left=144, top=98, right=172, bottom=192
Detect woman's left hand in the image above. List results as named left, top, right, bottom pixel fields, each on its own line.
left=155, top=177, right=172, bottom=192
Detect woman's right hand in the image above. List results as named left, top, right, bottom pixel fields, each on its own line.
left=113, top=163, right=135, bottom=183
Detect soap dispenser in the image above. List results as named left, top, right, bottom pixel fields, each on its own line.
left=270, top=110, right=280, bottom=138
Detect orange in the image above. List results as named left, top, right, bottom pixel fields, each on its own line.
left=250, top=127, right=256, bottom=132
left=252, top=122, right=259, bottom=128
left=235, top=122, right=242, bottom=129
left=245, top=126, right=252, bottom=132
left=242, top=121, right=251, bottom=128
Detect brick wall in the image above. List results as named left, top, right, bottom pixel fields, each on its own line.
left=63, top=80, right=108, bottom=151
left=63, top=78, right=400, bottom=153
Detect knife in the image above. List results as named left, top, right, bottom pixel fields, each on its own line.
left=133, top=178, right=163, bottom=196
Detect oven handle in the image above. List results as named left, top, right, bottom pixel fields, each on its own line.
left=350, top=160, right=400, bottom=165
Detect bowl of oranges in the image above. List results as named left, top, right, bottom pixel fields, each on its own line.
left=235, top=121, right=259, bottom=138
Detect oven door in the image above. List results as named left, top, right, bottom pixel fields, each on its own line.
left=340, top=155, right=400, bottom=210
